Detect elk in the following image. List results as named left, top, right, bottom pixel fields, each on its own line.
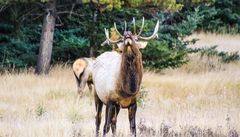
left=91, top=17, right=159, bottom=137
left=72, top=28, right=123, bottom=95
left=73, top=58, right=95, bottom=95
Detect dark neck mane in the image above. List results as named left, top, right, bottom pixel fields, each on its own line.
left=119, top=45, right=143, bottom=97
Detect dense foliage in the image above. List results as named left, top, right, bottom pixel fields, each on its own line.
left=195, top=0, right=240, bottom=33
left=0, top=0, right=239, bottom=71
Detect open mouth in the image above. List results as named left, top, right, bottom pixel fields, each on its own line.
left=124, top=36, right=132, bottom=40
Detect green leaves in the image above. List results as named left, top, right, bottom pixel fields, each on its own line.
left=78, top=0, right=183, bottom=12
left=196, top=0, right=240, bottom=33
left=142, top=40, right=188, bottom=70
left=0, top=23, right=39, bottom=70
left=0, top=0, right=48, bottom=4
left=52, top=29, right=90, bottom=63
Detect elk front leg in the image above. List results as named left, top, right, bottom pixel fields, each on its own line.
left=128, top=102, right=137, bottom=137
left=103, top=101, right=115, bottom=137
left=94, top=92, right=103, bottom=137
left=111, top=104, right=120, bottom=136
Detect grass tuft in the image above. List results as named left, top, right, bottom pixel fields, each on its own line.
left=35, top=103, right=46, bottom=117
left=66, top=102, right=84, bottom=123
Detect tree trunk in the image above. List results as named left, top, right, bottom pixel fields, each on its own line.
left=89, top=9, right=98, bottom=57
left=35, top=0, right=56, bottom=75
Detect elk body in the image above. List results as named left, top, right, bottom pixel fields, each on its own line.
left=91, top=18, right=159, bottom=137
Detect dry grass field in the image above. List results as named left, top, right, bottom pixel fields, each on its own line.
left=187, top=32, right=240, bottom=52
left=0, top=33, right=240, bottom=137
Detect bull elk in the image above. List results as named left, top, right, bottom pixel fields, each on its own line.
left=92, top=17, right=159, bottom=137
left=74, top=17, right=159, bottom=136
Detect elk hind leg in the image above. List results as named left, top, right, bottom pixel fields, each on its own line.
left=87, top=80, right=93, bottom=93
left=94, top=92, right=103, bottom=137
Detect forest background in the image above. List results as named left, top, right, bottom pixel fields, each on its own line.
left=0, top=0, right=239, bottom=73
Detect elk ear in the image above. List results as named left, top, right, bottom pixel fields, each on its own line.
left=117, top=42, right=124, bottom=50
left=137, top=41, right=148, bottom=49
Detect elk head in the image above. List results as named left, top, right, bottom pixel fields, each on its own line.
left=102, top=17, right=159, bottom=51
left=102, top=18, right=159, bottom=96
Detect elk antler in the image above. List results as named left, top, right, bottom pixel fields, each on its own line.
left=138, top=20, right=159, bottom=40
left=132, top=17, right=136, bottom=34
left=101, top=28, right=122, bottom=46
left=102, top=20, right=128, bottom=46
left=124, top=21, right=127, bottom=32
left=137, top=17, right=145, bottom=36
left=114, top=22, right=124, bottom=38
left=102, top=18, right=159, bottom=46
left=113, top=20, right=128, bottom=38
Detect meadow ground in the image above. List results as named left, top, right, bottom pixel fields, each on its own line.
left=0, top=33, right=240, bottom=137
left=187, top=32, right=240, bottom=52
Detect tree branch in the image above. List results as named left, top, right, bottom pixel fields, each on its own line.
left=0, top=5, right=8, bottom=13
left=57, top=11, right=83, bottom=17
left=55, top=16, right=64, bottom=26
left=69, top=3, right=76, bottom=17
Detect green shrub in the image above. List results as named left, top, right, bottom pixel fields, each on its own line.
left=137, top=86, right=148, bottom=108
left=189, top=46, right=240, bottom=63
left=0, top=23, right=39, bottom=71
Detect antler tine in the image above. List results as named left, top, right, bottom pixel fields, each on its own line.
left=101, top=28, right=121, bottom=46
left=124, top=21, right=127, bottom=32
left=137, top=17, right=145, bottom=36
left=132, top=17, right=136, bottom=34
left=138, top=20, right=159, bottom=41
left=114, top=22, right=124, bottom=38
left=100, top=40, right=108, bottom=46
left=104, top=28, right=109, bottom=39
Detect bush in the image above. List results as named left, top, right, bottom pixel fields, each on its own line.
left=189, top=46, right=240, bottom=63
left=52, top=28, right=90, bottom=63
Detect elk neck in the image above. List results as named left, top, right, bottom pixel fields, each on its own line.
left=118, top=43, right=143, bottom=97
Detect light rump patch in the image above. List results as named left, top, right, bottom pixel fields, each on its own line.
left=73, top=58, right=87, bottom=78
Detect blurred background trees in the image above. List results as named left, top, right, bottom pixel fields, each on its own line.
left=0, top=0, right=239, bottom=73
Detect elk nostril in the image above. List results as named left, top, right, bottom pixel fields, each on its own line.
left=129, top=41, right=132, bottom=45
left=124, top=39, right=132, bottom=45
